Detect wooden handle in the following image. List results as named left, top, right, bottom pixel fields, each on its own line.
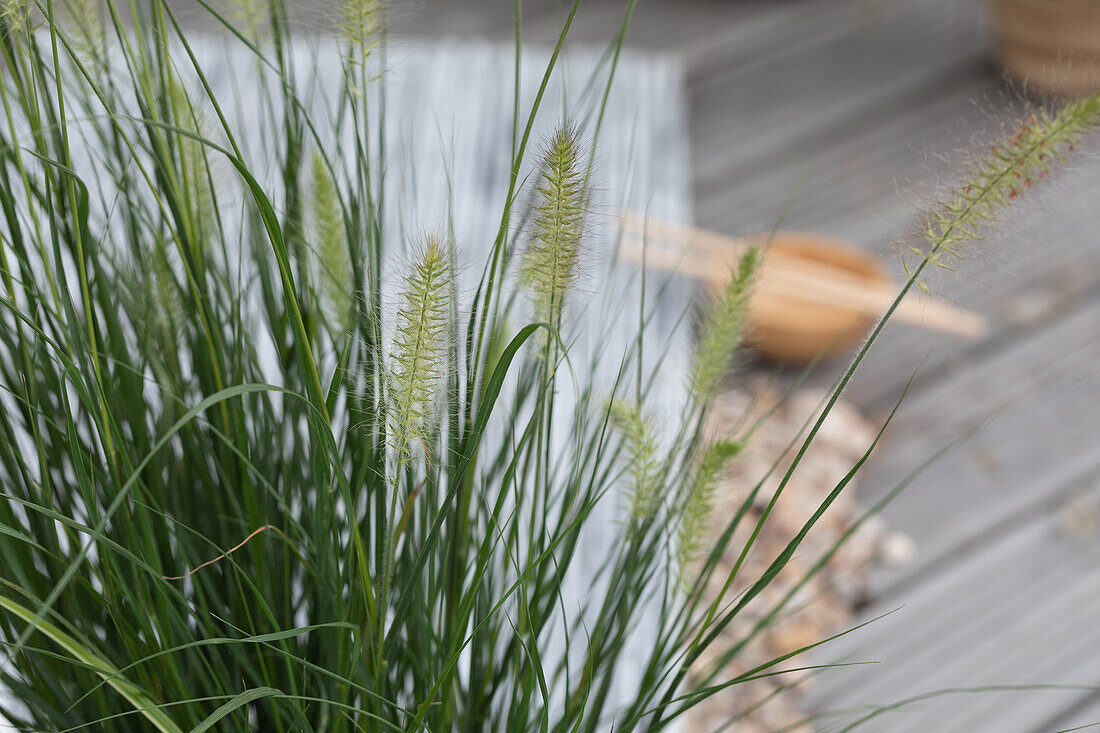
left=618, top=213, right=988, bottom=339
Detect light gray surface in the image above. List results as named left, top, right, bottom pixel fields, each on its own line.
left=643, top=1, right=1100, bottom=729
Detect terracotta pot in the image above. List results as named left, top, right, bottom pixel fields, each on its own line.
left=993, top=0, right=1100, bottom=95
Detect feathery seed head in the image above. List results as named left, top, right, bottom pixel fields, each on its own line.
left=151, top=247, right=184, bottom=341
left=58, top=0, right=105, bottom=59
left=343, top=0, right=381, bottom=53
left=520, top=124, right=588, bottom=331
left=0, top=0, right=29, bottom=31
left=608, top=398, right=663, bottom=522
left=910, top=95, right=1100, bottom=275
left=310, top=152, right=354, bottom=333
left=690, top=246, right=759, bottom=405
left=224, top=0, right=266, bottom=38
left=165, top=79, right=216, bottom=250
left=388, top=235, right=454, bottom=457
left=125, top=242, right=184, bottom=382
left=678, top=439, right=742, bottom=579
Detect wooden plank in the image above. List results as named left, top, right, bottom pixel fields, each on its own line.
left=849, top=296, right=1100, bottom=597
left=806, top=475, right=1100, bottom=731
left=662, top=3, right=1100, bottom=728
left=694, top=68, right=1019, bottom=240
left=689, top=0, right=988, bottom=221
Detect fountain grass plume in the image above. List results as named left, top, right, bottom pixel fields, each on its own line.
left=609, top=398, right=663, bottom=521
left=388, top=235, right=453, bottom=456
left=690, top=245, right=759, bottom=404
left=165, top=78, right=216, bottom=252
left=0, top=0, right=28, bottom=31
left=343, top=0, right=381, bottom=53
left=678, top=439, right=743, bottom=579
left=909, top=94, right=1100, bottom=279
left=310, top=151, right=353, bottom=333
left=520, top=124, right=587, bottom=335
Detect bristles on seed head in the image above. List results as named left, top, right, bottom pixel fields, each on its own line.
left=224, top=0, right=266, bottom=38
left=678, top=439, right=742, bottom=581
left=520, top=124, right=588, bottom=332
left=310, top=152, right=354, bottom=333
left=165, top=78, right=216, bottom=251
left=388, top=235, right=453, bottom=456
left=0, top=0, right=30, bottom=31
left=690, top=246, right=759, bottom=405
left=608, top=398, right=662, bottom=522
left=343, top=0, right=382, bottom=53
left=911, top=95, right=1100, bottom=275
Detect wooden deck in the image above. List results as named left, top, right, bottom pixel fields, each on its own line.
left=388, top=0, right=1100, bottom=729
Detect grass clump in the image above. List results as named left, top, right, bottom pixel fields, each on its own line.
left=0, top=0, right=1097, bottom=730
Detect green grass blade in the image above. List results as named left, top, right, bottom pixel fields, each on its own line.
left=0, top=594, right=185, bottom=733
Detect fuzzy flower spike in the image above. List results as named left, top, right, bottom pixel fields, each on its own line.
left=608, top=398, right=663, bottom=522
left=343, top=0, right=382, bottom=53
left=678, top=439, right=743, bottom=581
left=0, top=0, right=29, bottom=31
left=911, top=95, right=1100, bottom=279
left=310, top=151, right=354, bottom=333
left=690, top=246, right=760, bottom=406
left=388, top=235, right=453, bottom=457
left=521, top=124, right=588, bottom=334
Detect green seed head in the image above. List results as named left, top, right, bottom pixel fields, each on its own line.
left=0, top=0, right=30, bottom=31
left=58, top=0, right=105, bottom=60
left=310, top=152, right=354, bottom=333
left=343, top=0, right=382, bottom=54
left=388, top=236, right=454, bottom=457
left=910, top=95, right=1100, bottom=278
left=678, top=439, right=742, bottom=580
left=224, top=0, right=266, bottom=38
left=690, top=246, right=759, bottom=405
left=608, top=398, right=662, bottom=522
left=520, top=124, right=587, bottom=332
left=165, top=79, right=216, bottom=253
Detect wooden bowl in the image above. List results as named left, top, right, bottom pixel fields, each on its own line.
left=993, top=0, right=1100, bottom=96
left=709, top=232, right=891, bottom=366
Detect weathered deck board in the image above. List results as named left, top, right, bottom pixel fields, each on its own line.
left=689, top=0, right=987, bottom=229
left=840, top=292, right=1100, bottom=585
left=807, top=495, right=1100, bottom=731
left=1041, top=693, right=1100, bottom=733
